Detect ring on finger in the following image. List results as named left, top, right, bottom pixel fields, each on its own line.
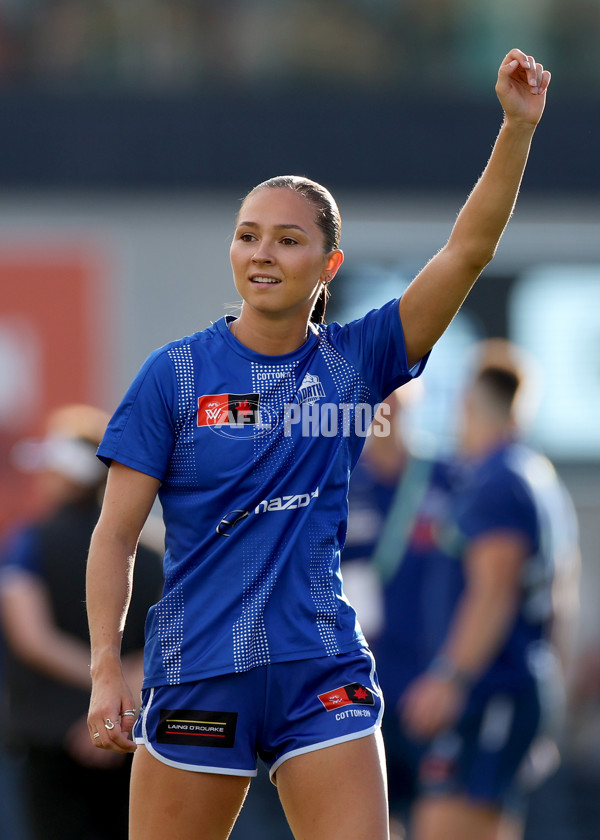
left=104, top=718, right=116, bottom=730
left=93, top=732, right=100, bottom=739
left=122, top=709, right=136, bottom=717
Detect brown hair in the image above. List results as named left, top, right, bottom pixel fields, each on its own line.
left=473, top=366, right=522, bottom=422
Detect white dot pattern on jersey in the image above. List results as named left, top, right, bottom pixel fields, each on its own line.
left=166, top=344, right=197, bottom=486
left=308, top=332, right=372, bottom=649
left=232, top=361, right=296, bottom=672
left=318, top=330, right=372, bottom=411
left=157, top=344, right=197, bottom=684
left=308, top=519, right=339, bottom=654
left=157, top=580, right=185, bottom=684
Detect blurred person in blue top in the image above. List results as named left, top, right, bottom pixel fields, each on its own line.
left=85, top=50, right=550, bottom=840
left=397, top=341, right=580, bottom=840
left=0, top=404, right=163, bottom=840
left=342, top=381, right=460, bottom=839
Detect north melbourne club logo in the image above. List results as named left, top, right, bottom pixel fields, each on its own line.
left=297, top=373, right=325, bottom=405
left=318, top=682, right=375, bottom=712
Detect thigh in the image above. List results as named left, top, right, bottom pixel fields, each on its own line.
left=276, top=730, right=389, bottom=840
left=129, top=746, right=251, bottom=840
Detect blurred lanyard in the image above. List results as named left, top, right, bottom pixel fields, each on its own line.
left=370, top=454, right=434, bottom=585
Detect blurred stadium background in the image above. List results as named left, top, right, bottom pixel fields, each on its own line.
left=1, top=2, right=599, bottom=838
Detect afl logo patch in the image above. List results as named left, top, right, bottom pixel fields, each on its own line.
left=318, top=683, right=375, bottom=712
left=198, top=394, right=261, bottom=426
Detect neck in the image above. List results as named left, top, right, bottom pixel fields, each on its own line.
left=231, top=307, right=315, bottom=355
left=462, top=425, right=512, bottom=459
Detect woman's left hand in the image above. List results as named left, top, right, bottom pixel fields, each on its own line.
left=496, top=48, right=551, bottom=127
left=67, top=715, right=126, bottom=768
left=88, top=664, right=138, bottom=753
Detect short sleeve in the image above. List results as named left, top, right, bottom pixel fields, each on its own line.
left=0, top=526, right=42, bottom=578
left=97, top=347, right=177, bottom=481
left=459, top=470, right=538, bottom=551
left=329, top=298, right=429, bottom=401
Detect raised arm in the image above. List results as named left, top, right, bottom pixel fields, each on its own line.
left=399, top=49, right=551, bottom=367
left=86, top=461, right=160, bottom=752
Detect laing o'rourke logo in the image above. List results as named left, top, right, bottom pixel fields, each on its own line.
left=318, top=683, right=375, bottom=711
left=157, top=708, right=237, bottom=748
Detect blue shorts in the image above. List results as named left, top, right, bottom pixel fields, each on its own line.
left=134, top=648, right=383, bottom=780
left=417, top=684, right=541, bottom=810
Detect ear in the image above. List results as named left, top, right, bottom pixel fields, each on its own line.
left=323, top=250, right=344, bottom=282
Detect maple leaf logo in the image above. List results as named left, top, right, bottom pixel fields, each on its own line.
left=352, top=687, right=370, bottom=701
left=236, top=400, right=252, bottom=416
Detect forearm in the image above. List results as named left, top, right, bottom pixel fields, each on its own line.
left=446, top=117, right=536, bottom=270
left=438, top=582, right=519, bottom=680
left=20, top=631, right=93, bottom=689
left=86, top=462, right=160, bottom=752
left=446, top=48, right=548, bottom=273
left=400, top=580, right=518, bottom=738
left=86, top=524, right=136, bottom=678
left=122, top=651, right=146, bottom=701
left=399, top=120, right=538, bottom=366
left=399, top=50, right=549, bottom=367
left=1, top=577, right=94, bottom=689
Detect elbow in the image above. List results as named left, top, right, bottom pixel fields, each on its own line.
left=464, top=244, right=497, bottom=275
left=478, top=246, right=497, bottom=271
left=447, top=236, right=498, bottom=276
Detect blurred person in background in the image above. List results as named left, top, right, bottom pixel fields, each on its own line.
left=0, top=404, right=163, bottom=840
left=342, top=382, right=460, bottom=839
left=344, top=341, right=579, bottom=840
left=397, top=342, right=579, bottom=840
left=565, top=638, right=600, bottom=824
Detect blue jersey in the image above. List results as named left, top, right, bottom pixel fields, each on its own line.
left=427, top=442, right=556, bottom=697
left=98, top=299, right=425, bottom=688
left=0, top=525, right=39, bottom=577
